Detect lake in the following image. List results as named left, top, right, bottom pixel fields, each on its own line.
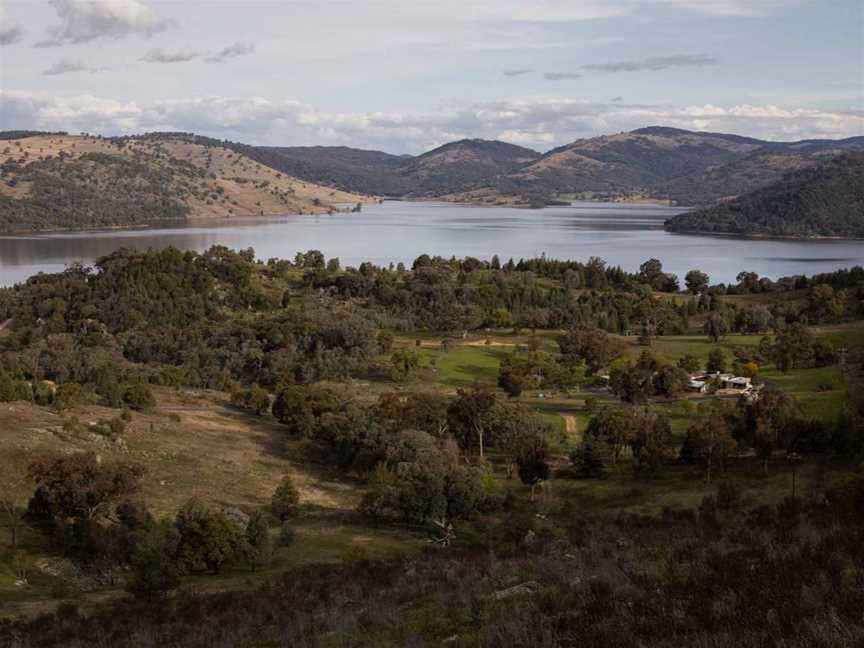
left=1, top=201, right=862, bottom=287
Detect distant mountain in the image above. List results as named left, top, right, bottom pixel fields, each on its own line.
left=258, top=145, right=410, bottom=196
left=665, top=136, right=864, bottom=205
left=460, top=128, right=864, bottom=206
left=260, top=138, right=540, bottom=197
left=0, top=132, right=370, bottom=231
left=665, top=152, right=864, bottom=238
left=2, top=127, right=861, bottom=231
left=398, top=139, right=540, bottom=196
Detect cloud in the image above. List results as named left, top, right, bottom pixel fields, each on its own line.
left=503, top=69, right=532, bottom=77
left=544, top=72, right=581, bottom=81
left=656, top=0, right=810, bottom=16
left=141, top=48, right=200, bottom=63
left=42, top=58, right=103, bottom=76
left=37, top=0, right=174, bottom=47
left=0, top=6, right=23, bottom=45
left=2, top=90, right=861, bottom=154
left=583, top=54, right=717, bottom=73
left=205, top=41, right=256, bottom=64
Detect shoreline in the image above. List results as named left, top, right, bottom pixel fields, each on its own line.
left=0, top=205, right=375, bottom=236
left=665, top=227, right=864, bottom=242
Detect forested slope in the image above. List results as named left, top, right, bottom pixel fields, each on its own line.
left=665, top=153, right=864, bottom=238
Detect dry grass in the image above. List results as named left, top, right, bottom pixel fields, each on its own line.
left=0, top=135, right=375, bottom=222
left=0, top=388, right=359, bottom=517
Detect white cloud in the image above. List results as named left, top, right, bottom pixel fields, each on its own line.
left=205, top=42, right=255, bottom=64
left=544, top=72, right=581, bottom=81
left=2, top=90, right=861, bottom=153
left=503, top=69, right=533, bottom=77
left=141, top=48, right=200, bottom=63
left=37, top=0, right=174, bottom=47
left=42, top=58, right=103, bottom=76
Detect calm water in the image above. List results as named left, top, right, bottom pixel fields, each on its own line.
left=1, top=201, right=862, bottom=287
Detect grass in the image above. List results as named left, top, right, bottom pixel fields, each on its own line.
left=2, top=318, right=859, bottom=618
left=549, top=456, right=842, bottom=516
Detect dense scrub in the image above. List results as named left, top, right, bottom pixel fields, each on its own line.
left=666, top=153, right=864, bottom=238
left=0, top=152, right=191, bottom=230
left=2, top=477, right=863, bottom=647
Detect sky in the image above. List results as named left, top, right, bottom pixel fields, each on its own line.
left=0, top=0, right=862, bottom=154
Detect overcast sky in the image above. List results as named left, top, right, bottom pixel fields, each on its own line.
left=1, top=0, right=862, bottom=153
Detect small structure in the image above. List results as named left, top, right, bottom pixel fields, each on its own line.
left=723, top=376, right=752, bottom=391
left=687, top=379, right=707, bottom=393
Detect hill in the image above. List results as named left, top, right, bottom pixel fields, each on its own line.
left=261, top=138, right=540, bottom=197
left=398, top=138, right=540, bottom=196
left=439, top=128, right=864, bottom=206
left=665, top=152, right=864, bottom=238
left=256, top=145, right=410, bottom=196
left=0, top=133, right=371, bottom=231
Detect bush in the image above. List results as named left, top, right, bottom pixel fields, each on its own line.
left=123, top=383, right=155, bottom=411
left=54, top=383, right=91, bottom=411
left=271, top=475, right=300, bottom=521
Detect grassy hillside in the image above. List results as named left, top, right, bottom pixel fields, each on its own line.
left=0, top=134, right=372, bottom=231
left=666, top=152, right=864, bottom=238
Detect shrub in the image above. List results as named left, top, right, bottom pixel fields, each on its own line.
left=123, top=383, right=155, bottom=411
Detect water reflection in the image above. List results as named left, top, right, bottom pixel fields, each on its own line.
left=1, top=201, right=862, bottom=287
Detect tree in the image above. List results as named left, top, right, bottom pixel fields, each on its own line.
left=123, top=383, right=155, bottom=411
left=609, top=359, right=655, bottom=404
left=174, top=499, right=247, bottom=575
left=517, top=433, right=551, bottom=495
left=584, top=406, right=635, bottom=464
left=639, top=259, right=664, bottom=287
left=685, top=269, right=709, bottom=295
left=442, top=304, right=484, bottom=339
left=26, top=453, right=145, bottom=534
left=0, top=371, right=15, bottom=402
left=630, top=408, right=673, bottom=472
left=706, top=348, right=727, bottom=374
left=559, top=328, right=626, bottom=374
left=677, top=354, right=701, bottom=373
left=635, top=296, right=669, bottom=346
left=391, top=348, right=420, bottom=378
left=652, top=364, right=690, bottom=398
left=245, top=510, right=272, bottom=570
left=807, top=283, right=846, bottom=323
left=497, top=404, right=550, bottom=480
left=272, top=384, right=341, bottom=436
left=233, top=386, right=271, bottom=416
left=570, top=437, right=606, bottom=478
left=1, top=475, right=27, bottom=552
left=447, top=387, right=498, bottom=458
left=683, top=416, right=736, bottom=483
left=126, top=522, right=181, bottom=600
left=704, top=313, right=730, bottom=342
left=53, top=382, right=90, bottom=411
left=271, top=475, right=300, bottom=521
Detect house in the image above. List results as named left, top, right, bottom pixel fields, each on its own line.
left=724, top=376, right=752, bottom=391
left=687, top=379, right=707, bottom=393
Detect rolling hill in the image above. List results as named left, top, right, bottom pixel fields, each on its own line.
left=256, top=127, right=863, bottom=208
left=0, top=133, right=372, bottom=231
left=665, top=152, right=864, bottom=238
left=261, top=138, right=540, bottom=197
left=452, top=127, right=864, bottom=206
